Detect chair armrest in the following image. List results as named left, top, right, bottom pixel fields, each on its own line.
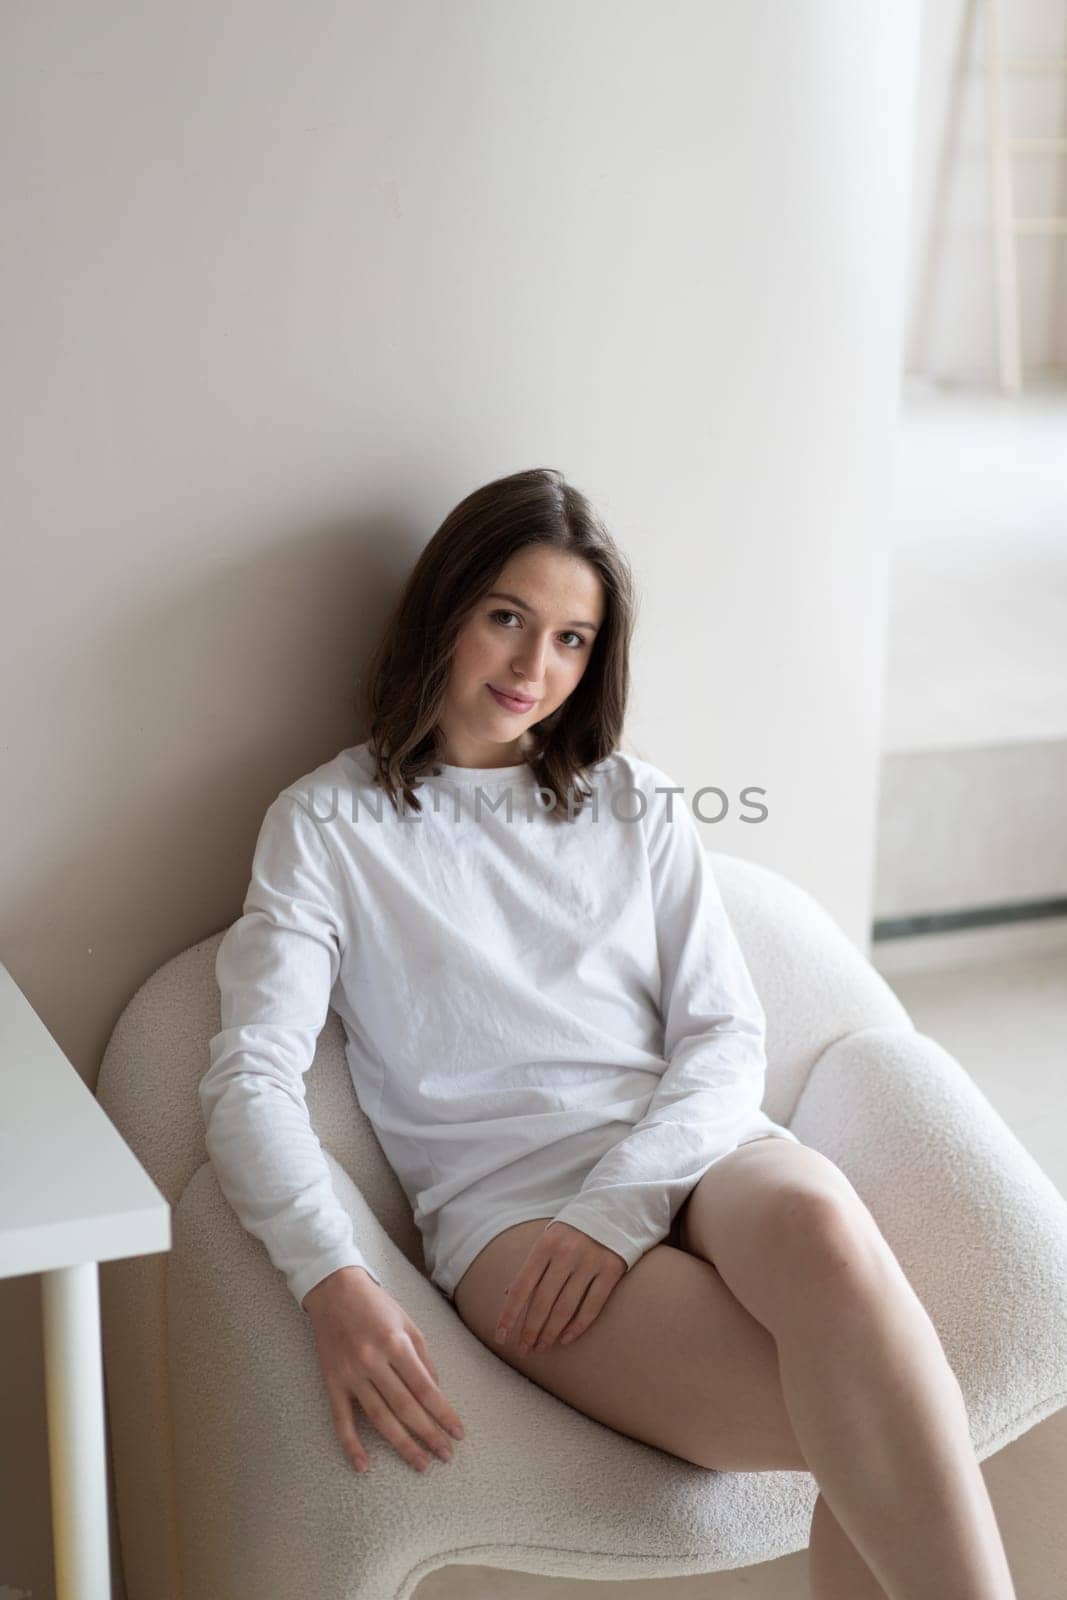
left=789, top=1025, right=1067, bottom=1461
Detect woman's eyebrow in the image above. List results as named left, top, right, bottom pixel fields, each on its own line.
left=486, top=591, right=600, bottom=633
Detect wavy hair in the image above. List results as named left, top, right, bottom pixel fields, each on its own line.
left=357, top=466, right=637, bottom=820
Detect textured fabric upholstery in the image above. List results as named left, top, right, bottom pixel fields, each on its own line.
left=95, top=853, right=1067, bottom=1600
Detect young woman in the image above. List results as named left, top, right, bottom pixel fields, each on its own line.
left=202, top=468, right=1016, bottom=1599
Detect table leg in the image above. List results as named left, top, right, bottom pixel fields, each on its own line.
left=40, top=1261, right=112, bottom=1600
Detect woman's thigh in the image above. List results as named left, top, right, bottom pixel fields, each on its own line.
left=452, top=1217, right=808, bottom=1473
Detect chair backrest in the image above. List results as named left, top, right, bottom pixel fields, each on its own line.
left=94, top=851, right=911, bottom=1600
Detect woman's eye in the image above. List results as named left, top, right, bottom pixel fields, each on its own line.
left=490, top=610, right=586, bottom=649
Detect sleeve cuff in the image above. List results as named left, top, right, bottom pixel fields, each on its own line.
left=546, top=1204, right=661, bottom=1272
left=290, top=1250, right=383, bottom=1310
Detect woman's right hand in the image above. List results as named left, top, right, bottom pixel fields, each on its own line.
left=303, top=1266, right=466, bottom=1474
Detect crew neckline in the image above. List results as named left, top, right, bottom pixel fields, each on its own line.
left=424, top=759, right=536, bottom=787
left=346, top=741, right=537, bottom=788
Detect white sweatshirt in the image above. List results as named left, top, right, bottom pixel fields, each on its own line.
left=200, top=741, right=798, bottom=1311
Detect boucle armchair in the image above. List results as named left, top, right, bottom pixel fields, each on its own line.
left=95, top=851, right=1067, bottom=1600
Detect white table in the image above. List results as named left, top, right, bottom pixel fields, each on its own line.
left=0, top=961, right=170, bottom=1600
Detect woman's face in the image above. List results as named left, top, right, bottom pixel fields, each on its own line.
left=436, top=545, right=606, bottom=769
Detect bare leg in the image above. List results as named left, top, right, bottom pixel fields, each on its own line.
left=774, top=1226, right=1017, bottom=1600
left=680, top=1143, right=1018, bottom=1599
left=808, top=1490, right=890, bottom=1599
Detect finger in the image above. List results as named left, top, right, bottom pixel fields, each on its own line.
left=532, top=1274, right=594, bottom=1352
left=559, top=1273, right=615, bottom=1345
left=411, top=1327, right=440, bottom=1386
left=325, top=1379, right=370, bottom=1473
left=516, top=1264, right=574, bottom=1353
left=405, top=1344, right=465, bottom=1442
left=496, top=1268, right=533, bottom=1340
left=496, top=1256, right=548, bottom=1344
left=378, top=1361, right=457, bottom=1462
left=354, top=1371, right=441, bottom=1473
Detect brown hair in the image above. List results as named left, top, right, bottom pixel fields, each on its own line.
left=357, top=466, right=637, bottom=820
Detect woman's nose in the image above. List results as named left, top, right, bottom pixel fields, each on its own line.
left=514, top=635, right=549, bottom=678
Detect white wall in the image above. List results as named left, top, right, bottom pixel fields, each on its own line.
left=906, top=0, right=1067, bottom=382
left=0, top=4, right=919, bottom=1596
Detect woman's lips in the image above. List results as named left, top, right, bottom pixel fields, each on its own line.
left=487, top=684, right=537, bottom=713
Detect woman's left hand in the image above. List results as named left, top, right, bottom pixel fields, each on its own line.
left=494, top=1221, right=627, bottom=1355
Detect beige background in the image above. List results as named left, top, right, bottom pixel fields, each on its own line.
left=1, top=2, right=922, bottom=1595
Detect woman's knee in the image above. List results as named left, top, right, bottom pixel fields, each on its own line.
left=771, top=1183, right=895, bottom=1319
left=679, top=1140, right=879, bottom=1332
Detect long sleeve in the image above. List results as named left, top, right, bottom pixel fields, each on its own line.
left=547, top=784, right=770, bottom=1269
left=199, top=792, right=383, bottom=1311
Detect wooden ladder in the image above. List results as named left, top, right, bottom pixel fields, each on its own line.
left=985, top=0, right=1067, bottom=393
